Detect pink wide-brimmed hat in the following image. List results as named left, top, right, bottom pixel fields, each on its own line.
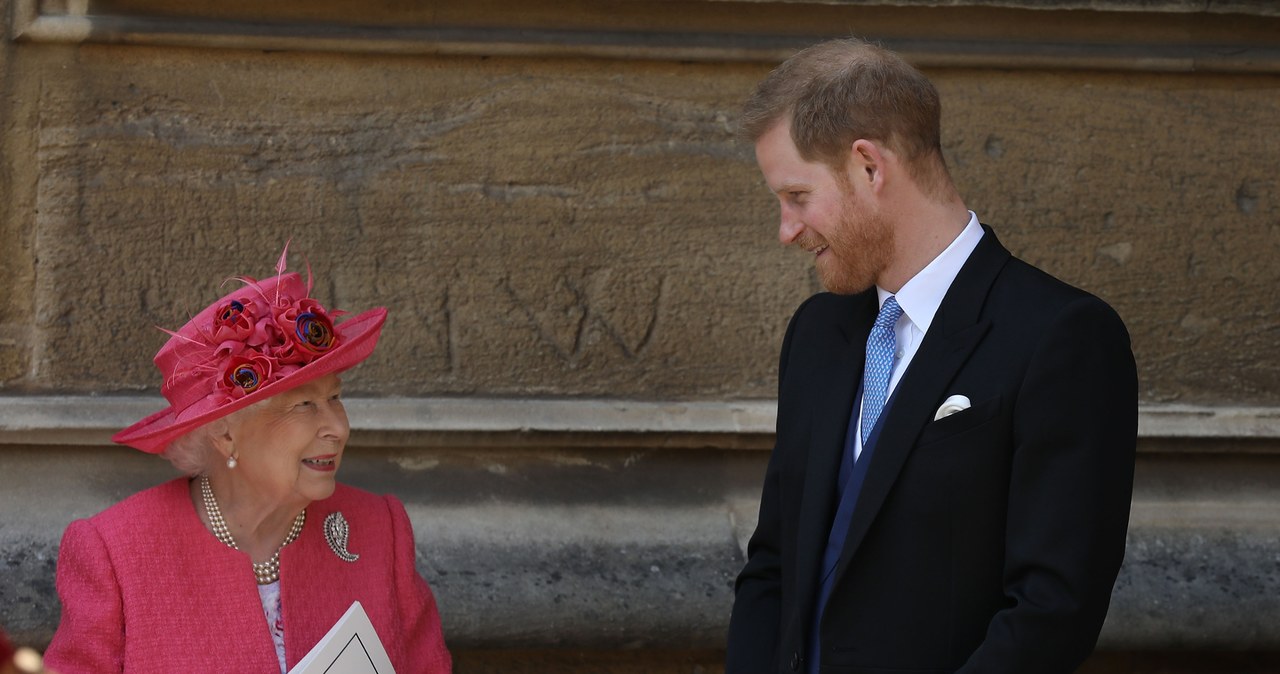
left=113, top=246, right=386, bottom=454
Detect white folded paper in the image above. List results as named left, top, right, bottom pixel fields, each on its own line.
left=288, top=601, right=396, bottom=674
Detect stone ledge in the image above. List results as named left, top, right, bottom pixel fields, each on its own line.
left=2, top=442, right=1277, bottom=650
left=746, top=0, right=1277, bottom=13
left=10, top=0, right=1280, bottom=72
left=0, top=396, right=1277, bottom=448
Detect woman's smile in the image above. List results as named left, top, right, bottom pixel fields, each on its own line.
left=302, top=454, right=338, bottom=472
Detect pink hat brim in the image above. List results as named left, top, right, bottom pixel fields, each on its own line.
left=112, top=307, right=387, bottom=454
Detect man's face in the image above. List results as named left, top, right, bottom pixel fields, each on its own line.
left=754, top=121, right=893, bottom=295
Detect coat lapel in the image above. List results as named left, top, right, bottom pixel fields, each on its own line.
left=792, top=292, right=877, bottom=617
left=832, top=227, right=1012, bottom=580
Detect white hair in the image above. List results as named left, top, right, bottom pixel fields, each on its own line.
left=160, top=401, right=265, bottom=475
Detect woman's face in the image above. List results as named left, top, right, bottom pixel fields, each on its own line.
left=225, top=373, right=349, bottom=509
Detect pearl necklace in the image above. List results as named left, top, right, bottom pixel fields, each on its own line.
left=199, top=475, right=306, bottom=585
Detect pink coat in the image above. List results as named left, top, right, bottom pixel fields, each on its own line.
left=44, top=478, right=452, bottom=674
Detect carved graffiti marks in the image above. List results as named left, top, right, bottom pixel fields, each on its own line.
left=500, top=268, right=666, bottom=365
left=571, top=88, right=740, bottom=161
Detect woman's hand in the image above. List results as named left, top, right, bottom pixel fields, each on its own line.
left=5, top=647, right=58, bottom=674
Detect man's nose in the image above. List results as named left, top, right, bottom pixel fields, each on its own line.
left=778, top=207, right=803, bottom=245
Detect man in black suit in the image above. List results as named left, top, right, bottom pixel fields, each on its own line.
left=726, top=39, right=1137, bottom=673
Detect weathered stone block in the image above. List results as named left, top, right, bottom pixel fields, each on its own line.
left=8, top=47, right=1278, bottom=404
left=937, top=69, right=1280, bottom=405
left=0, top=335, right=28, bottom=385
left=24, top=49, right=804, bottom=399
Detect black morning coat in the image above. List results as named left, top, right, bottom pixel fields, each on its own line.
left=726, top=226, right=1138, bottom=674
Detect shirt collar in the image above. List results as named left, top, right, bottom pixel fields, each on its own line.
left=876, top=211, right=984, bottom=334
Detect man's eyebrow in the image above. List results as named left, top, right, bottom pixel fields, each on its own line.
left=773, top=182, right=809, bottom=195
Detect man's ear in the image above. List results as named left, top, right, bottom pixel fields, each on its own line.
left=849, top=139, right=888, bottom=192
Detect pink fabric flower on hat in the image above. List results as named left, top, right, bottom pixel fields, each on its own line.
left=271, top=298, right=340, bottom=365
left=211, top=295, right=340, bottom=397
left=209, top=297, right=259, bottom=358
left=221, top=353, right=277, bottom=398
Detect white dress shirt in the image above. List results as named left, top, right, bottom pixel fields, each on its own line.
left=853, top=211, right=984, bottom=461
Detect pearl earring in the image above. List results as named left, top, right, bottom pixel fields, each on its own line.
left=227, top=455, right=238, bottom=469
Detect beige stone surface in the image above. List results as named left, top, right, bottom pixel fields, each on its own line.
left=0, top=0, right=34, bottom=386
left=2, top=29, right=1278, bottom=404
left=937, top=70, right=1280, bottom=404
left=22, top=48, right=803, bottom=398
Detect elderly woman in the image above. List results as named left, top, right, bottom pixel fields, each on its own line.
left=43, top=249, right=451, bottom=673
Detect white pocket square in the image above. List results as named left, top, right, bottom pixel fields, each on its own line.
left=933, top=394, right=971, bottom=421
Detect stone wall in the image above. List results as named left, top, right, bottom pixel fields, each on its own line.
left=2, top=0, right=1278, bottom=671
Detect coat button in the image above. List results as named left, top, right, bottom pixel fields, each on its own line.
left=790, top=652, right=800, bottom=671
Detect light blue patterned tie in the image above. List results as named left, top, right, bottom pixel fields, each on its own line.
left=860, top=296, right=903, bottom=445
